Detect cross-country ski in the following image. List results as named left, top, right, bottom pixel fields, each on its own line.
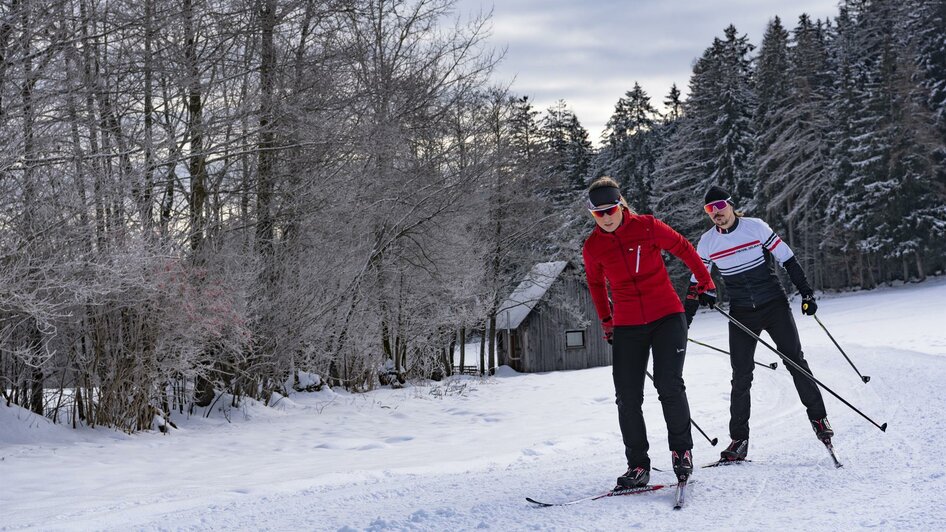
left=526, top=483, right=675, bottom=507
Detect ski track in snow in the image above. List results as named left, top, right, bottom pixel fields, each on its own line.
left=2, top=278, right=946, bottom=531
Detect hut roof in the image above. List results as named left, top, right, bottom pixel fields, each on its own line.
left=496, top=261, right=569, bottom=330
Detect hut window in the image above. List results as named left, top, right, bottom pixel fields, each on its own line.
left=565, top=329, right=585, bottom=348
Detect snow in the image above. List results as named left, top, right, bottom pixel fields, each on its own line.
left=496, top=261, right=568, bottom=330
left=3, top=278, right=946, bottom=530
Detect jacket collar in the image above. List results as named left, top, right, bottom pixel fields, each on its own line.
left=715, top=216, right=740, bottom=234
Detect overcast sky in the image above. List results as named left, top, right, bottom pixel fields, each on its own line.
left=455, top=0, right=841, bottom=145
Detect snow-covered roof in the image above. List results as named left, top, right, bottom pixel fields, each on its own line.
left=496, top=261, right=569, bottom=330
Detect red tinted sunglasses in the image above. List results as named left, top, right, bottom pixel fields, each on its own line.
left=589, top=202, right=621, bottom=218
left=703, top=199, right=731, bottom=214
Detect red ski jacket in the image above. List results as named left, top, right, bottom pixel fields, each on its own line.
left=582, top=210, right=715, bottom=326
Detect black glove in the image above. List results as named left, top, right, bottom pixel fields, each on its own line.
left=698, top=289, right=717, bottom=308
left=801, top=294, right=817, bottom=315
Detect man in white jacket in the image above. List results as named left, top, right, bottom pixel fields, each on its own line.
left=685, top=185, right=833, bottom=462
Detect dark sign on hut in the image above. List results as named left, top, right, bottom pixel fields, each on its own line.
left=495, top=261, right=611, bottom=373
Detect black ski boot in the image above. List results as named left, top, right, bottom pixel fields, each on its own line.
left=720, top=439, right=749, bottom=462
left=617, top=466, right=650, bottom=488
left=671, top=450, right=693, bottom=481
left=810, top=417, right=834, bottom=441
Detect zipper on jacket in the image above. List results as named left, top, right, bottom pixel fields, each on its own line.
left=635, top=245, right=641, bottom=273
left=613, top=231, right=646, bottom=322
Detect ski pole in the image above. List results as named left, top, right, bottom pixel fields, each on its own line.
left=688, top=338, right=778, bottom=370
left=645, top=370, right=718, bottom=446
left=812, top=315, right=871, bottom=383
left=713, top=306, right=887, bottom=432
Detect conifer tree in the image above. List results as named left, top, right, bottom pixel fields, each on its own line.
left=753, top=15, right=835, bottom=286
left=542, top=100, right=571, bottom=180
left=653, top=46, right=721, bottom=239
left=509, top=95, right=542, bottom=164
left=538, top=101, right=595, bottom=258
left=711, top=25, right=757, bottom=203
left=600, top=83, right=662, bottom=212
left=664, top=83, right=684, bottom=122
left=654, top=25, right=756, bottom=240
left=564, top=113, right=594, bottom=191
left=752, top=16, right=792, bottom=213
left=906, top=0, right=946, bottom=200
left=541, top=100, right=592, bottom=196
left=828, top=0, right=944, bottom=282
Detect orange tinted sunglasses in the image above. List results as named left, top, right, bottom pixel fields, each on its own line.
left=589, top=202, right=621, bottom=218
left=703, top=199, right=731, bottom=214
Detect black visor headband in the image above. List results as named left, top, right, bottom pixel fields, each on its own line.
left=588, top=186, right=621, bottom=207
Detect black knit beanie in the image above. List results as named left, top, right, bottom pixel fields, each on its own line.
left=703, top=185, right=731, bottom=204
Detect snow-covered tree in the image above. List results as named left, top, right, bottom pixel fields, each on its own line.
left=598, top=83, right=663, bottom=213
left=654, top=25, right=756, bottom=241
left=753, top=15, right=835, bottom=287
left=664, top=83, right=684, bottom=122
left=540, top=101, right=594, bottom=257
left=906, top=0, right=946, bottom=199
left=711, top=25, right=757, bottom=203
left=542, top=100, right=593, bottom=196
left=752, top=16, right=792, bottom=211
left=825, top=0, right=945, bottom=284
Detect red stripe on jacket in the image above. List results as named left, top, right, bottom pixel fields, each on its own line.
left=709, top=240, right=760, bottom=260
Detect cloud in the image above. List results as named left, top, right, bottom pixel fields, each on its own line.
left=457, top=0, right=841, bottom=143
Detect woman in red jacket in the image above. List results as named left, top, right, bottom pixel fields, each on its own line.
left=582, top=177, right=716, bottom=487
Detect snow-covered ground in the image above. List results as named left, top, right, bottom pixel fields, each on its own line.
left=3, top=278, right=946, bottom=531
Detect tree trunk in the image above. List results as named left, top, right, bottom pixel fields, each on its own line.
left=256, top=0, right=277, bottom=256
left=479, top=325, right=486, bottom=376
left=856, top=248, right=864, bottom=288
left=19, top=1, right=45, bottom=417
left=915, top=250, right=926, bottom=282
left=441, top=345, right=451, bottom=378
left=446, top=333, right=456, bottom=377
left=864, top=252, right=877, bottom=288
left=184, top=0, right=206, bottom=253
left=79, top=0, right=106, bottom=249
left=459, top=327, right=466, bottom=371
left=844, top=251, right=852, bottom=288
left=0, top=0, right=15, bottom=117
left=140, top=0, right=156, bottom=232
left=63, top=31, right=92, bottom=250
left=487, top=313, right=496, bottom=376
left=786, top=200, right=795, bottom=252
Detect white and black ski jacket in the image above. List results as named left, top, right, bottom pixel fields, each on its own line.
left=689, top=217, right=812, bottom=309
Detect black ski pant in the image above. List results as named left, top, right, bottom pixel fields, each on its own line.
left=728, top=298, right=827, bottom=440
left=612, top=312, right=693, bottom=469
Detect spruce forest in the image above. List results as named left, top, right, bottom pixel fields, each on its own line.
left=1, top=0, right=943, bottom=431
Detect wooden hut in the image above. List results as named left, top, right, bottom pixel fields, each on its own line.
left=495, top=260, right=611, bottom=372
